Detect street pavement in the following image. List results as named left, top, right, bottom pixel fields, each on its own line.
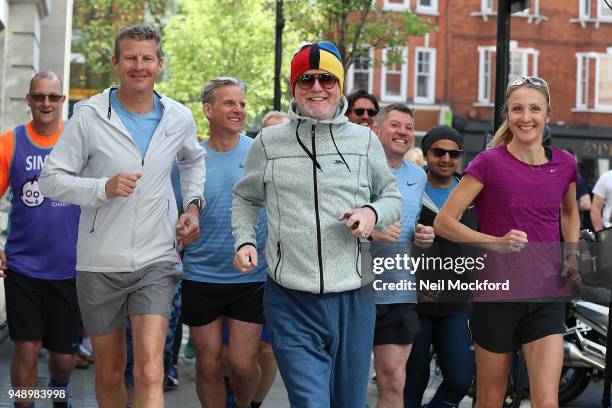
left=0, top=324, right=605, bottom=407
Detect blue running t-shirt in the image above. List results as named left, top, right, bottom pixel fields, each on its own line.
left=375, top=160, right=427, bottom=305
left=182, top=135, right=267, bottom=283
left=110, top=91, right=162, bottom=157
left=424, top=177, right=458, bottom=210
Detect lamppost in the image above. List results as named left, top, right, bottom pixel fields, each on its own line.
left=493, top=0, right=530, bottom=132
left=273, top=0, right=284, bottom=111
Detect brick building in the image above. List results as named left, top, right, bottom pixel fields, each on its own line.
left=345, top=0, right=612, bottom=186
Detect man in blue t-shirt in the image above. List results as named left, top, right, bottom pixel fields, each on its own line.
left=370, top=103, right=434, bottom=408
left=181, top=77, right=267, bottom=408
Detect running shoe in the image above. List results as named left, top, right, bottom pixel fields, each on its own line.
left=166, top=365, right=179, bottom=388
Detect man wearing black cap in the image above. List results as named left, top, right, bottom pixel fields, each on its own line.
left=404, top=125, right=477, bottom=408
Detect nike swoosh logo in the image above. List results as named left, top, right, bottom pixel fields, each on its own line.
left=239, top=163, right=245, bottom=168
left=550, top=168, right=558, bottom=173
left=334, top=160, right=344, bottom=165
left=406, top=182, right=418, bottom=186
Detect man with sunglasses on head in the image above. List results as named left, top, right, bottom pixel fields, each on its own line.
left=232, top=41, right=402, bottom=407
left=40, top=25, right=205, bottom=408
left=0, top=71, right=81, bottom=408
left=404, top=125, right=477, bottom=408
left=368, top=103, right=434, bottom=408
left=346, top=89, right=379, bottom=129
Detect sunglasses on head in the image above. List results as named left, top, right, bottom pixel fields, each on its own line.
left=429, top=147, right=463, bottom=159
left=353, top=108, right=378, bottom=117
left=29, top=94, right=63, bottom=103
left=296, top=73, right=338, bottom=90
left=507, top=76, right=551, bottom=104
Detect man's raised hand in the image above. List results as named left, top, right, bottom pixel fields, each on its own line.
left=105, top=172, right=142, bottom=198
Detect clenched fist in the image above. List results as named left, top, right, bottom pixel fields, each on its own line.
left=105, top=172, right=142, bottom=198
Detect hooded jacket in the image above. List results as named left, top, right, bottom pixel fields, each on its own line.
left=40, top=87, right=205, bottom=272
left=416, top=175, right=478, bottom=316
left=232, top=97, right=402, bottom=294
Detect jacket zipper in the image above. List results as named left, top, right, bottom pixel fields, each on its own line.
left=130, top=160, right=144, bottom=271
left=168, top=199, right=176, bottom=249
left=89, top=208, right=99, bottom=233
left=274, top=241, right=282, bottom=281
left=355, top=237, right=362, bottom=278
left=311, top=124, right=325, bottom=294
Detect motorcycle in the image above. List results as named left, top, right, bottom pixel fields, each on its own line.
left=560, top=228, right=610, bottom=404
left=561, top=295, right=607, bottom=404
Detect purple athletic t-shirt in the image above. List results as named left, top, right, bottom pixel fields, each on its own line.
left=464, top=144, right=577, bottom=301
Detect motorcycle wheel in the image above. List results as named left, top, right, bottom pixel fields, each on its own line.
left=558, top=367, right=591, bottom=405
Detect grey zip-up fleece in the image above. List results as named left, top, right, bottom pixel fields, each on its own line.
left=40, top=87, right=205, bottom=272
left=232, top=97, right=402, bottom=294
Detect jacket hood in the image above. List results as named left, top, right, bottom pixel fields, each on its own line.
left=287, top=95, right=349, bottom=126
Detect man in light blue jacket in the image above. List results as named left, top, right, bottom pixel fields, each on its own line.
left=40, top=25, right=205, bottom=408
left=232, top=41, right=402, bottom=407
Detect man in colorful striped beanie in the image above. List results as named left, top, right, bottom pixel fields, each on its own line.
left=232, top=40, right=401, bottom=407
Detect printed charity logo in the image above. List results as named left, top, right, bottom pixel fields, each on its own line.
left=21, top=177, right=45, bottom=207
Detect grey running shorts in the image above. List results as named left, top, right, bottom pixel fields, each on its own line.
left=76, top=261, right=181, bottom=336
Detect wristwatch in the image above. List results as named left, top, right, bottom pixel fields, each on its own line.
left=187, top=198, right=204, bottom=215
left=564, top=248, right=580, bottom=260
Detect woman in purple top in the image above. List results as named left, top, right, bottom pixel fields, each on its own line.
left=434, top=76, right=580, bottom=408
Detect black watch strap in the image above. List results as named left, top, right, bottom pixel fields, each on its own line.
left=188, top=198, right=203, bottom=214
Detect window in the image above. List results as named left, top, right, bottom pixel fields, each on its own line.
left=470, top=0, right=496, bottom=21
left=383, top=0, right=409, bottom=12
left=414, top=47, right=436, bottom=104
left=597, top=54, right=612, bottom=108
left=477, top=47, right=495, bottom=104
left=477, top=44, right=539, bottom=105
left=573, top=51, right=612, bottom=111
left=346, top=49, right=373, bottom=94
left=599, top=1, right=612, bottom=21
left=576, top=54, right=590, bottom=108
left=416, top=0, right=438, bottom=15
left=482, top=0, right=493, bottom=13
left=509, top=48, right=534, bottom=81
left=381, top=47, right=408, bottom=102
left=579, top=0, right=591, bottom=19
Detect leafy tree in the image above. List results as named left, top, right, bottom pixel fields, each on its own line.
left=284, top=0, right=434, bottom=72
left=71, top=0, right=172, bottom=92
left=158, top=0, right=297, bottom=134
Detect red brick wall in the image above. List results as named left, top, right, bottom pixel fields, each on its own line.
left=367, top=0, right=612, bottom=128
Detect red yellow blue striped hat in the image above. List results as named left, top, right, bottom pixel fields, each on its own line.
left=290, top=41, right=344, bottom=95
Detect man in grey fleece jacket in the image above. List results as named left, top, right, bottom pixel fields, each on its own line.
left=232, top=41, right=401, bottom=407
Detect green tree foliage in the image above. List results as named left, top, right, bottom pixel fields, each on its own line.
left=159, top=0, right=296, bottom=134
left=285, top=0, right=434, bottom=71
left=71, top=0, right=171, bottom=91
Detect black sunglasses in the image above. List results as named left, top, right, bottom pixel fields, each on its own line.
left=296, top=73, right=338, bottom=90
left=429, top=147, right=463, bottom=159
left=29, top=94, right=63, bottom=103
left=353, top=108, right=378, bottom=117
